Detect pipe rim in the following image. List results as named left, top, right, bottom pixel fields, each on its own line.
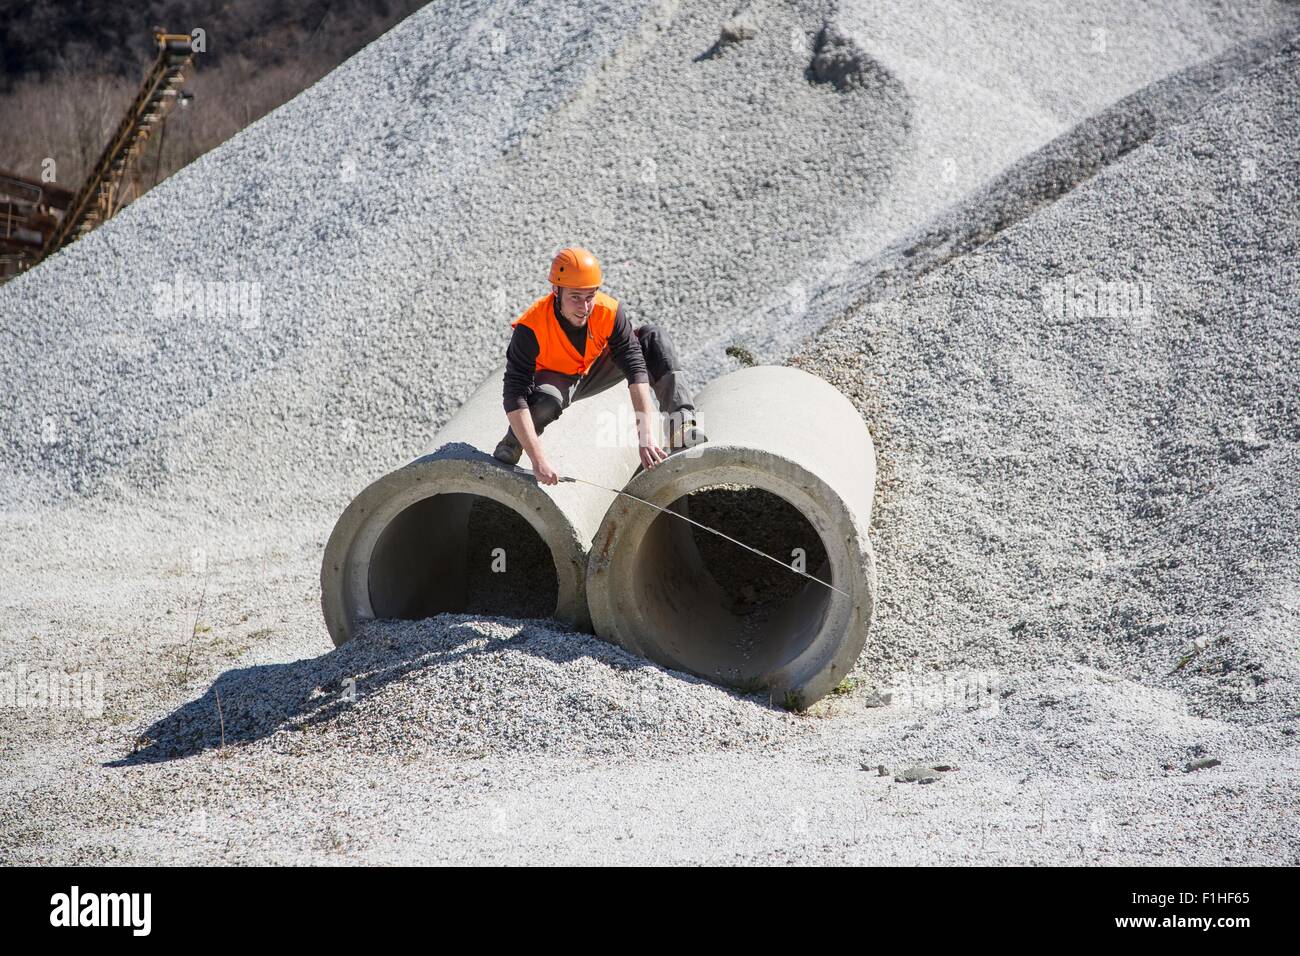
left=586, top=444, right=875, bottom=706
left=321, top=456, right=587, bottom=646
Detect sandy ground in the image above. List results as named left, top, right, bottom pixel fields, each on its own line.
left=1, top=0, right=1297, bottom=864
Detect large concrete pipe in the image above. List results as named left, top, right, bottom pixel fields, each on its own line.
left=586, top=365, right=877, bottom=708
left=322, top=365, right=640, bottom=645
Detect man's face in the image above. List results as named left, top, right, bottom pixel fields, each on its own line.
left=555, top=285, right=598, bottom=325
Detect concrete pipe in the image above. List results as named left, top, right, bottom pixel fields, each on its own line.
left=321, top=365, right=640, bottom=646
left=586, top=365, right=877, bottom=708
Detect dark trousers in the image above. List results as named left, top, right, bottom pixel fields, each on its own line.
left=508, top=323, right=695, bottom=444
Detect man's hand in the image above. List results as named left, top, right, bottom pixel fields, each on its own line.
left=531, top=454, right=560, bottom=485
left=507, top=406, right=558, bottom=483
left=640, top=439, right=668, bottom=470
left=629, top=382, right=670, bottom=470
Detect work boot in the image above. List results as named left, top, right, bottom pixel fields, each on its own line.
left=493, top=393, right=563, bottom=466
left=493, top=429, right=522, bottom=465
left=667, top=408, right=708, bottom=453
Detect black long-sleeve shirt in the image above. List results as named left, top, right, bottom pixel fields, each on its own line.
left=502, top=294, right=648, bottom=412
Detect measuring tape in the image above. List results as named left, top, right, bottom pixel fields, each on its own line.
left=510, top=465, right=849, bottom=598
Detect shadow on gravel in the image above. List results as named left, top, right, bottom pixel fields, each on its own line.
left=108, top=615, right=677, bottom=766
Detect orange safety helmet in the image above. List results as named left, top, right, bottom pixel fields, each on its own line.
left=548, top=246, right=603, bottom=288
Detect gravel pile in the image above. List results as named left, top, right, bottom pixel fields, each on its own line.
left=794, top=35, right=1300, bottom=728
left=124, top=614, right=807, bottom=763
left=1, top=0, right=1296, bottom=864
left=2, top=0, right=1286, bottom=516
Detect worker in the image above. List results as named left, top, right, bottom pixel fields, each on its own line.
left=493, top=246, right=707, bottom=485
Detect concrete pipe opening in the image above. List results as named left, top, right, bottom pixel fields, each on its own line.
left=367, top=493, right=558, bottom=622
left=630, top=484, right=832, bottom=686
left=586, top=365, right=878, bottom=708
left=321, top=456, right=596, bottom=647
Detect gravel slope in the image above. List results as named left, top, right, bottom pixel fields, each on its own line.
left=1, top=1, right=1296, bottom=864
left=2, top=0, right=1290, bottom=513
left=793, top=33, right=1300, bottom=729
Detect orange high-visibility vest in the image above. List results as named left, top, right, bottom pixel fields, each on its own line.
left=511, top=291, right=619, bottom=376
